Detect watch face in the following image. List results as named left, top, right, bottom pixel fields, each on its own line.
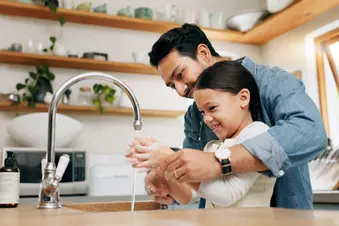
left=215, top=148, right=231, bottom=159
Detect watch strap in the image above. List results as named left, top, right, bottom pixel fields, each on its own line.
left=221, top=158, right=232, bottom=176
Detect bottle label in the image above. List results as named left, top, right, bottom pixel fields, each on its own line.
left=0, top=172, right=20, bottom=204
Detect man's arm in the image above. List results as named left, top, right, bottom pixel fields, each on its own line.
left=238, top=70, right=327, bottom=177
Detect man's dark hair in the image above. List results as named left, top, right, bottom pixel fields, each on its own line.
left=195, top=60, right=263, bottom=122
left=148, top=23, right=220, bottom=67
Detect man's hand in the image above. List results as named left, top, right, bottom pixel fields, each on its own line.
left=165, top=149, right=222, bottom=183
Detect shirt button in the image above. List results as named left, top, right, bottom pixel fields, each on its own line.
left=278, top=170, right=284, bottom=176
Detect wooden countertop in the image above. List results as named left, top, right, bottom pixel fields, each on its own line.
left=1, top=203, right=339, bottom=226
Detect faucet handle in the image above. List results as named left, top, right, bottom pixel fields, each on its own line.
left=55, top=154, right=70, bottom=180
left=41, top=156, right=47, bottom=178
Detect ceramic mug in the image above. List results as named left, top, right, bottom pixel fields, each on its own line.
left=76, top=2, right=92, bottom=12
left=9, top=43, right=23, bottom=52
left=210, top=12, right=225, bottom=29
left=164, top=4, right=177, bottom=22
left=198, top=9, right=210, bottom=28
left=63, top=0, right=74, bottom=9
left=134, top=7, right=153, bottom=20
left=93, top=3, right=107, bottom=13
left=117, top=6, right=133, bottom=17
left=183, top=8, right=196, bottom=24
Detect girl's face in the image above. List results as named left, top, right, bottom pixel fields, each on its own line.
left=193, top=88, right=251, bottom=140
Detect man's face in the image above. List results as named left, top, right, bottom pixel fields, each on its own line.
left=157, top=50, right=210, bottom=98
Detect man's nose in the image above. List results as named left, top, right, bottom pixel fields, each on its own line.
left=175, top=83, right=187, bottom=97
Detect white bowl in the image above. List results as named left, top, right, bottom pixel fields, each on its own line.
left=131, top=52, right=147, bottom=64
left=266, top=0, right=295, bottom=13
left=6, top=113, right=83, bottom=148
left=226, top=10, right=269, bottom=32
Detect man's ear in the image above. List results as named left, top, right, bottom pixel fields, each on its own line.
left=238, top=89, right=251, bottom=109
left=196, top=44, right=213, bottom=64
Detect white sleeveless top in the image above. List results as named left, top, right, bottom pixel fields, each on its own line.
left=196, top=121, right=276, bottom=208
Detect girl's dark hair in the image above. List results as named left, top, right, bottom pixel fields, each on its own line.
left=195, top=60, right=263, bottom=122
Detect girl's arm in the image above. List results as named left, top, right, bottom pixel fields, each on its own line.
left=166, top=177, right=196, bottom=205
left=196, top=172, right=259, bottom=207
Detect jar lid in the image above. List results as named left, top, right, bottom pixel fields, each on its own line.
left=79, top=87, right=91, bottom=92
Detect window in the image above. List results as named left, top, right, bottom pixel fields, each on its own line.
left=315, top=29, right=339, bottom=148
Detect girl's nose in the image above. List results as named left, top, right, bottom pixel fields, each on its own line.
left=204, top=114, right=213, bottom=123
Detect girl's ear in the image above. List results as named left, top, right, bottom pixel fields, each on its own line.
left=238, top=89, right=251, bottom=109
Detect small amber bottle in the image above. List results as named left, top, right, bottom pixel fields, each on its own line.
left=0, top=151, right=20, bottom=208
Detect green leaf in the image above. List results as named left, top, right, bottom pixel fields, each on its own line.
left=48, top=2, right=57, bottom=13
left=105, top=94, right=115, bottom=103
left=103, top=86, right=110, bottom=95
left=93, top=84, right=104, bottom=94
left=42, top=64, right=50, bottom=71
left=25, top=78, right=29, bottom=84
left=50, top=45, right=54, bottom=51
left=50, top=36, right=57, bottom=43
left=16, top=83, right=26, bottom=91
left=24, top=94, right=32, bottom=102
left=29, top=72, right=38, bottom=80
left=92, top=97, right=104, bottom=114
left=28, top=86, right=37, bottom=95
left=103, top=85, right=115, bottom=95
left=92, top=97, right=100, bottom=105
left=47, top=72, right=55, bottom=80
left=36, top=65, right=44, bottom=74
left=58, top=16, right=66, bottom=26
left=43, top=48, right=48, bottom=53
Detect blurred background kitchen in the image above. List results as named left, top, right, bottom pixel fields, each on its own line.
left=0, top=0, right=339, bottom=210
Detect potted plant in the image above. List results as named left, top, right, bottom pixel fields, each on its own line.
left=15, top=64, right=55, bottom=108
left=92, top=84, right=117, bottom=114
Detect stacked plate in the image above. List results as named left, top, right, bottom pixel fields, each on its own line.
left=309, top=138, right=339, bottom=191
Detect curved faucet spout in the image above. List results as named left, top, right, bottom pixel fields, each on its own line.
left=38, top=72, right=142, bottom=209
left=47, top=72, right=142, bottom=163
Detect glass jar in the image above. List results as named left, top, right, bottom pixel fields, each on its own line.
left=77, top=87, right=92, bottom=105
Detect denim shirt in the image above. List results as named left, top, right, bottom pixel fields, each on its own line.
left=183, top=57, right=327, bottom=209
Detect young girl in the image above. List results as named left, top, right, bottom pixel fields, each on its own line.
left=127, top=60, right=276, bottom=208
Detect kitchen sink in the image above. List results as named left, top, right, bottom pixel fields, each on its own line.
left=63, top=201, right=168, bottom=212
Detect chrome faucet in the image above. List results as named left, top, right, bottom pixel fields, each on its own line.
left=37, top=72, right=142, bottom=209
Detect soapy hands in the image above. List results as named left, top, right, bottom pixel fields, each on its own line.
left=126, top=136, right=175, bottom=204
left=126, top=135, right=222, bottom=182
left=125, top=136, right=222, bottom=205
left=126, top=136, right=173, bottom=169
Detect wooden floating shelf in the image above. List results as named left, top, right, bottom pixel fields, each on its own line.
left=0, top=51, right=159, bottom=75
left=1, top=1, right=339, bottom=44
left=0, top=1, right=243, bottom=43
left=240, top=0, right=339, bottom=45
left=0, top=101, right=185, bottom=118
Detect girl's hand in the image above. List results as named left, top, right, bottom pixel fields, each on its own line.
left=125, top=136, right=173, bottom=169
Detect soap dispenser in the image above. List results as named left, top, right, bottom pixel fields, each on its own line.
left=0, top=152, right=20, bottom=208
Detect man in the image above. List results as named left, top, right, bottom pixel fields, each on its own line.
left=140, top=23, right=326, bottom=209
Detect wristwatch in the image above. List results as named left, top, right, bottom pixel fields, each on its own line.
left=214, top=147, right=232, bottom=176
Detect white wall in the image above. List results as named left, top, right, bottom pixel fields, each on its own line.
left=261, top=5, right=339, bottom=149
left=0, top=0, right=263, bottom=160
left=261, top=5, right=339, bottom=108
